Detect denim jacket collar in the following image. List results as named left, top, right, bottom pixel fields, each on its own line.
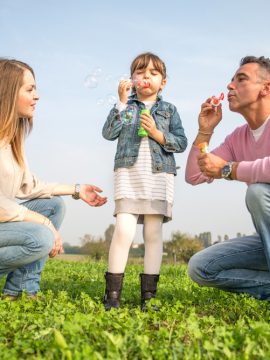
left=128, top=93, right=163, bottom=105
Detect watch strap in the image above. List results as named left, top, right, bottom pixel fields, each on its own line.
left=72, top=184, right=80, bottom=200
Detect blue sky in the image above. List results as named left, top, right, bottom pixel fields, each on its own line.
left=1, top=0, right=270, bottom=244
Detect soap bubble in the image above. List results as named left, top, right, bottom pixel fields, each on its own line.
left=92, top=67, right=103, bottom=77
left=106, top=94, right=117, bottom=105
left=84, top=75, right=98, bottom=89
left=97, top=98, right=105, bottom=106
left=105, top=73, right=113, bottom=82
left=118, top=73, right=129, bottom=81
left=120, top=105, right=135, bottom=125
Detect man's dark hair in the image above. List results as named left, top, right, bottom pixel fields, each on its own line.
left=240, top=56, right=270, bottom=77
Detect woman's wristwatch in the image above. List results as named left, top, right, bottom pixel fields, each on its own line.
left=72, top=184, right=81, bottom=199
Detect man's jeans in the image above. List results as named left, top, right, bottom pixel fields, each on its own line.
left=188, top=183, right=270, bottom=301
left=0, top=197, right=65, bottom=296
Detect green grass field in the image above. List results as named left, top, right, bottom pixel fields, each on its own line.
left=0, top=258, right=270, bottom=359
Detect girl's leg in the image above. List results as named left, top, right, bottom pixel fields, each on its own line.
left=140, top=215, right=163, bottom=311
left=1, top=197, right=66, bottom=296
left=143, top=215, right=163, bottom=274
left=108, top=213, right=138, bottom=273
left=104, top=213, right=138, bottom=310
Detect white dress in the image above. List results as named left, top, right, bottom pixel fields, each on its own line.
left=113, top=102, right=174, bottom=223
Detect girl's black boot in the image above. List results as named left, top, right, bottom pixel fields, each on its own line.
left=103, top=272, right=124, bottom=311
left=140, top=273, right=160, bottom=311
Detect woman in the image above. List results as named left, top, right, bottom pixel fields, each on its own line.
left=0, top=58, right=107, bottom=300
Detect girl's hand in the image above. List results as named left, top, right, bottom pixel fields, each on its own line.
left=140, top=112, right=157, bottom=136
left=118, top=80, right=132, bottom=104
left=80, top=184, right=107, bottom=207
left=198, top=98, right=222, bottom=133
left=140, top=113, right=166, bottom=145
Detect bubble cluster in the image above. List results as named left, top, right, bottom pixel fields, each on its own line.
left=84, top=75, right=98, bottom=89
left=84, top=66, right=103, bottom=89
left=84, top=68, right=150, bottom=107
left=120, top=105, right=136, bottom=125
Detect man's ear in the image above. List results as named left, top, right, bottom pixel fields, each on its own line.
left=260, top=80, right=270, bottom=96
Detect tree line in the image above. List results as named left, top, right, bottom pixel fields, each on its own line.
left=63, top=224, right=205, bottom=263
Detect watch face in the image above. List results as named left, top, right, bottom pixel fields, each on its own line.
left=222, top=165, right=231, bottom=177
left=221, top=162, right=233, bottom=179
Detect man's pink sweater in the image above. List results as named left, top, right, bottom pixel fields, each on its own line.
left=185, top=119, right=270, bottom=185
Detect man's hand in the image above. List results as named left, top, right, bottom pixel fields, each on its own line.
left=198, top=98, right=223, bottom=134
left=197, top=153, right=227, bottom=179
left=80, top=184, right=107, bottom=207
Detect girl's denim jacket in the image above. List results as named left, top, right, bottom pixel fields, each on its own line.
left=102, top=94, right=187, bottom=175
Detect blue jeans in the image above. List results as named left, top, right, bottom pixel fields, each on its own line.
left=188, top=183, right=270, bottom=301
left=0, top=197, right=65, bottom=296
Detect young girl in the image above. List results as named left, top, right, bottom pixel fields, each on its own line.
left=102, top=52, right=187, bottom=310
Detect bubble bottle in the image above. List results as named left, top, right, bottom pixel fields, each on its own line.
left=138, top=109, right=150, bottom=137
left=197, top=142, right=209, bottom=153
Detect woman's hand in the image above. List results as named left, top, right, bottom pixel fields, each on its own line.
left=118, top=80, right=132, bottom=104
left=79, top=184, right=107, bottom=207
left=198, top=98, right=223, bottom=133
left=46, top=221, right=63, bottom=258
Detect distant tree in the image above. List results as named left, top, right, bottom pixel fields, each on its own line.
left=63, top=242, right=81, bottom=254
left=198, top=232, right=212, bottom=247
left=80, top=234, right=109, bottom=260
left=164, top=231, right=203, bottom=263
left=104, top=224, right=115, bottom=243
left=224, top=234, right=229, bottom=241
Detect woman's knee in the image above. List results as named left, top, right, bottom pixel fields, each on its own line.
left=52, top=196, right=66, bottom=218
left=27, top=226, right=54, bottom=256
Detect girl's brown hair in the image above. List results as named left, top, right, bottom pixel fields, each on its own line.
left=0, top=58, right=35, bottom=167
left=130, top=52, right=167, bottom=79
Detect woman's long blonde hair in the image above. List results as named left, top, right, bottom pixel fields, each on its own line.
left=0, top=58, right=35, bottom=167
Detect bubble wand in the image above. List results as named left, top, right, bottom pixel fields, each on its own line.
left=210, top=92, right=224, bottom=111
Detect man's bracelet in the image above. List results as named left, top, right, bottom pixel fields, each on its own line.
left=43, top=218, right=52, bottom=226
left=198, top=129, right=214, bottom=135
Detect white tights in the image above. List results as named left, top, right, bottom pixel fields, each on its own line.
left=108, top=213, right=163, bottom=274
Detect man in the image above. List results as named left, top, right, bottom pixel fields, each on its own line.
left=185, top=56, right=270, bottom=301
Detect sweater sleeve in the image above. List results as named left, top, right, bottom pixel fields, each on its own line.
left=185, top=134, right=235, bottom=185
left=185, top=145, right=214, bottom=185
left=16, top=162, right=58, bottom=200
left=0, top=191, right=28, bottom=222
left=237, top=157, right=270, bottom=184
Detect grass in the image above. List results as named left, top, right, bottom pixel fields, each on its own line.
left=0, top=259, right=270, bottom=359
